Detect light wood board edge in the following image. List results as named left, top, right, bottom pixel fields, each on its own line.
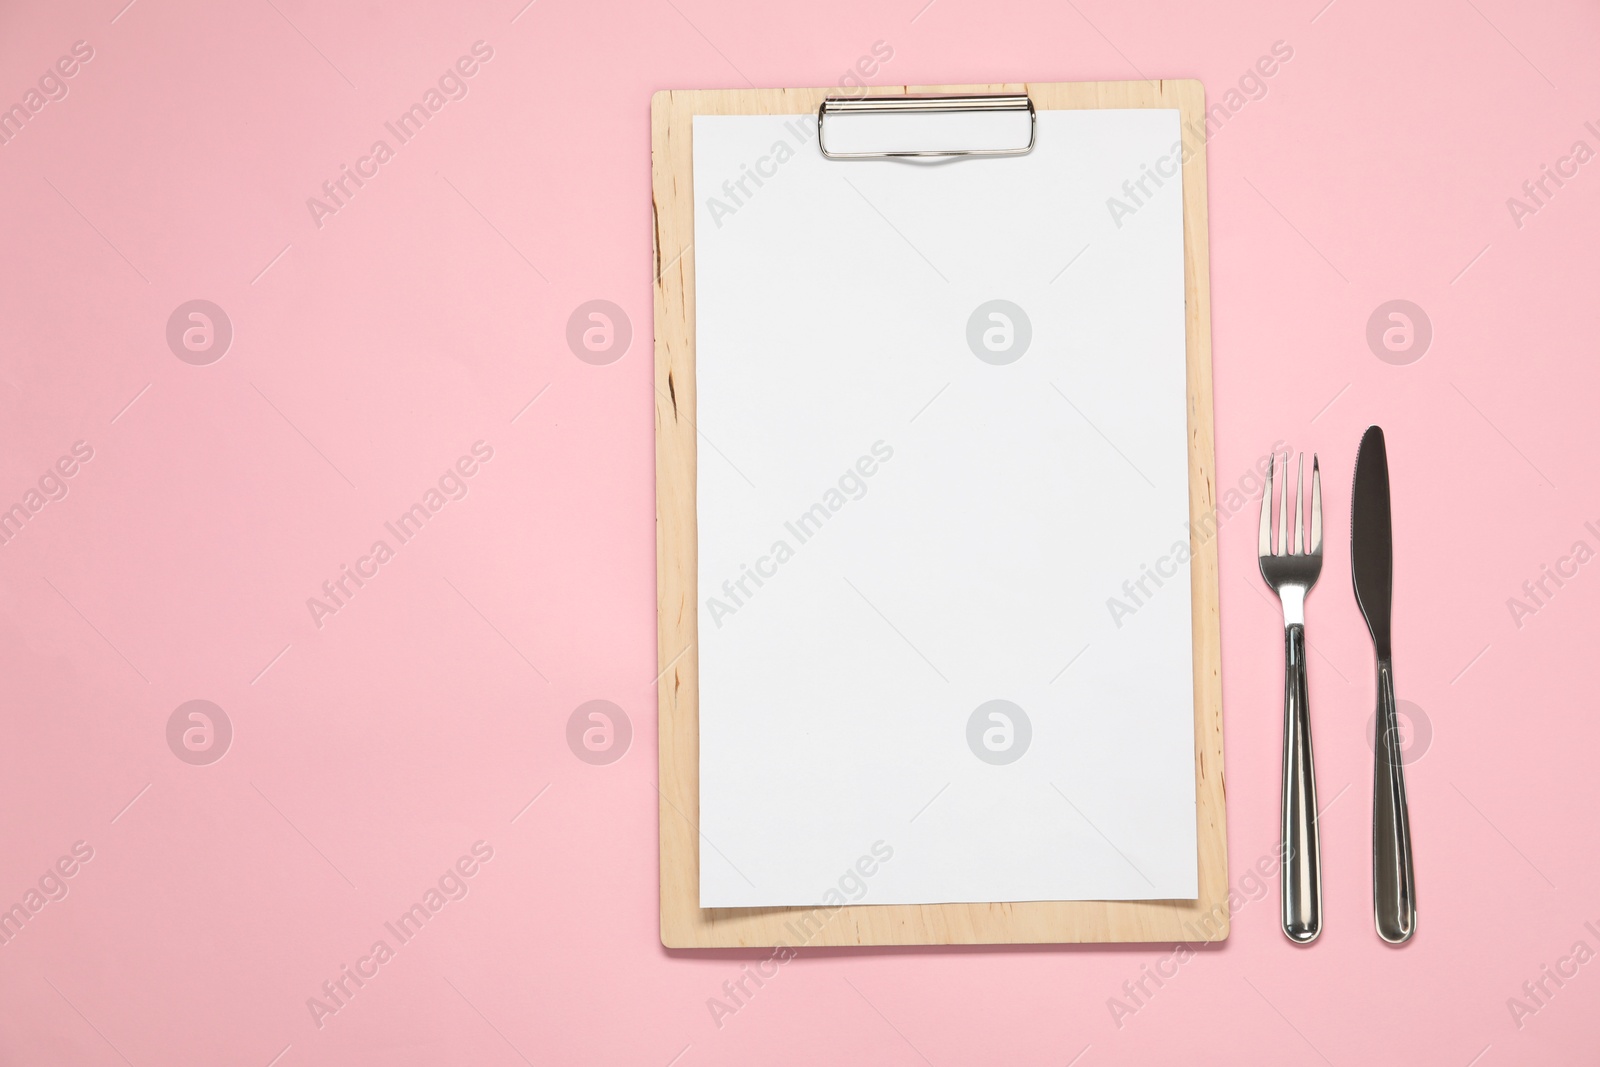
left=653, top=81, right=1226, bottom=947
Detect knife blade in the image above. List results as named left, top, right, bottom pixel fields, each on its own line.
left=1351, top=425, right=1416, bottom=944
left=1351, top=427, right=1392, bottom=659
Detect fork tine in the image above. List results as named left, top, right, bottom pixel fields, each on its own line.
left=1310, top=454, right=1322, bottom=556
left=1259, top=450, right=1274, bottom=557
left=1277, top=451, right=1289, bottom=555
left=1293, top=453, right=1304, bottom=555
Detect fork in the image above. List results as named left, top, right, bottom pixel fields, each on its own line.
left=1258, top=451, right=1324, bottom=944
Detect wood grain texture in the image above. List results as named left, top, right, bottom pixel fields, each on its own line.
left=653, top=81, right=1225, bottom=947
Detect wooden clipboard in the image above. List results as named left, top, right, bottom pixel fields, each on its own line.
left=652, top=80, right=1226, bottom=947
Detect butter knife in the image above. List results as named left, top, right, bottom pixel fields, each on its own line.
left=1351, top=425, right=1416, bottom=944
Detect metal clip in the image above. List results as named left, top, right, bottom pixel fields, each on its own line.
left=816, top=93, right=1037, bottom=160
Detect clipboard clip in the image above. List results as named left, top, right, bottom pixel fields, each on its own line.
left=816, top=93, right=1037, bottom=160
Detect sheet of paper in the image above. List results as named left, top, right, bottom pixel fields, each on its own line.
left=692, top=109, right=1197, bottom=907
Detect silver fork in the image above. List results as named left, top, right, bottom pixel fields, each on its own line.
left=1258, top=451, right=1323, bottom=944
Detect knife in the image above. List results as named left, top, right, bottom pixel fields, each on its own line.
left=1351, top=425, right=1416, bottom=944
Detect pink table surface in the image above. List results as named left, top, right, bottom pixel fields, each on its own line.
left=1, top=0, right=1596, bottom=1063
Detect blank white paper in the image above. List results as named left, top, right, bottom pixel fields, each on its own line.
left=693, top=109, right=1197, bottom=907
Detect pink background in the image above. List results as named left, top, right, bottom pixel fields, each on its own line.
left=1, top=0, right=1596, bottom=1063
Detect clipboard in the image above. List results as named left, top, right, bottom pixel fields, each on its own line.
left=653, top=81, right=1226, bottom=946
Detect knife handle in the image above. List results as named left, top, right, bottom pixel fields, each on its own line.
left=1373, top=661, right=1417, bottom=943
left=1281, top=623, right=1322, bottom=944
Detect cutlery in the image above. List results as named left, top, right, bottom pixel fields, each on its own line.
left=1352, top=425, right=1417, bottom=944
left=1258, top=450, right=1323, bottom=944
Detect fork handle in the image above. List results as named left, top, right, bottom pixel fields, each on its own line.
left=1373, top=660, right=1416, bottom=943
left=1281, top=623, right=1322, bottom=943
